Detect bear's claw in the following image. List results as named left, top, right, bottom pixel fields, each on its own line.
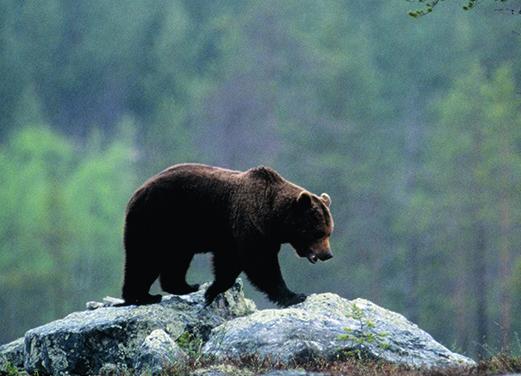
left=117, top=294, right=162, bottom=306
left=162, top=283, right=200, bottom=295
left=277, top=293, right=307, bottom=307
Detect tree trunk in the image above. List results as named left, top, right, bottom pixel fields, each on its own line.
left=403, top=102, right=422, bottom=323
left=499, top=180, right=512, bottom=349
left=474, top=219, right=488, bottom=358
left=471, top=128, right=488, bottom=359
left=454, top=268, right=469, bottom=352
left=498, top=131, right=513, bottom=349
left=405, top=236, right=419, bottom=323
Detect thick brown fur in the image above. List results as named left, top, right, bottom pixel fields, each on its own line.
left=121, top=163, right=334, bottom=307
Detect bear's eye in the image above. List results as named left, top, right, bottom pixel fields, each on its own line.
left=313, top=230, right=325, bottom=238
left=301, top=229, right=324, bottom=239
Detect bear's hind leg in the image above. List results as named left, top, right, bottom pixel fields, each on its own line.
left=122, top=255, right=162, bottom=305
left=160, top=252, right=199, bottom=295
left=204, top=252, right=241, bottom=305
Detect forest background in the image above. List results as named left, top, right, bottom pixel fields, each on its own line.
left=1, top=0, right=520, bottom=359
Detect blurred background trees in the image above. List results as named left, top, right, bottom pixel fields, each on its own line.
left=0, top=0, right=520, bottom=358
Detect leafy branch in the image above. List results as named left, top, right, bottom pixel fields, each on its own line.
left=407, top=0, right=508, bottom=17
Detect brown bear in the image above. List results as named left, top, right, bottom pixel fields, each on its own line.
left=121, top=163, right=334, bottom=307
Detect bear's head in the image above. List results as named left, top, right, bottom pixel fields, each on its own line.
left=288, top=191, right=334, bottom=264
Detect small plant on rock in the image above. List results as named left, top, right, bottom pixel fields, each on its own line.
left=176, top=331, right=203, bottom=359
left=2, top=362, right=20, bottom=376
left=337, top=303, right=390, bottom=359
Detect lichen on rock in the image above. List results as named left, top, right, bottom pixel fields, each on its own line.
left=134, top=329, right=188, bottom=375
left=202, top=293, right=475, bottom=368
left=22, top=279, right=255, bottom=375
left=0, top=337, right=24, bottom=373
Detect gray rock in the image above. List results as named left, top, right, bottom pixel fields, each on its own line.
left=0, top=337, right=24, bottom=372
left=86, top=296, right=125, bottom=310
left=260, top=371, right=329, bottom=376
left=98, top=362, right=128, bottom=376
left=190, top=364, right=254, bottom=376
left=134, top=329, right=188, bottom=375
left=24, top=279, right=255, bottom=375
left=85, top=300, right=106, bottom=310
left=202, top=293, right=475, bottom=368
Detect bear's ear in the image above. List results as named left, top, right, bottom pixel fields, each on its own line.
left=297, top=191, right=312, bottom=208
left=320, top=193, right=331, bottom=207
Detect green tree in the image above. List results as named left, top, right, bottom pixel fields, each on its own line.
left=428, top=63, right=521, bottom=355
left=0, top=124, right=137, bottom=343
left=63, top=119, right=137, bottom=309
left=0, top=126, right=74, bottom=339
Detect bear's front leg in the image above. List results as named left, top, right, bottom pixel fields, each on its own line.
left=243, top=250, right=306, bottom=307
left=204, top=251, right=241, bottom=305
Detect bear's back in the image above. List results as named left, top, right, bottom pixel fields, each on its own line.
left=128, top=164, right=244, bottom=242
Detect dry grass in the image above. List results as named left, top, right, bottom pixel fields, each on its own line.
left=166, top=353, right=521, bottom=375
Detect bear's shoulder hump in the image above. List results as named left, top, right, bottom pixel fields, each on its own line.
left=247, top=166, right=284, bottom=184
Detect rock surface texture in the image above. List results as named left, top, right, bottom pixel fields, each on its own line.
left=23, top=280, right=255, bottom=375
left=0, top=279, right=475, bottom=375
left=202, top=293, right=475, bottom=368
left=0, top=337, right=24, bottom=372
left=134, top=329, right=188, bottom=375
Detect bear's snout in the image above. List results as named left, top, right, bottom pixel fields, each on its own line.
left=306, top=248, right=333, bottom=264
left=306, top=237, right=333, bottom=263
left=317, top=237, right=333, bottom=258
left=317, top=249, right=333, bottom=261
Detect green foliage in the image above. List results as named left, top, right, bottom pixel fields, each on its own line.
left=408, top=0, right=441, bottom=17
left=1, top=361, right=20, bottom=376
left=407, top=0, right=502, bottom=17
left=425, top=63, right=521, bottom=354
left=338, top=304, right=390, bottom=359
left=0, top=124, right=136, bottom=338
left=176, top=331, right=203, bottom=359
